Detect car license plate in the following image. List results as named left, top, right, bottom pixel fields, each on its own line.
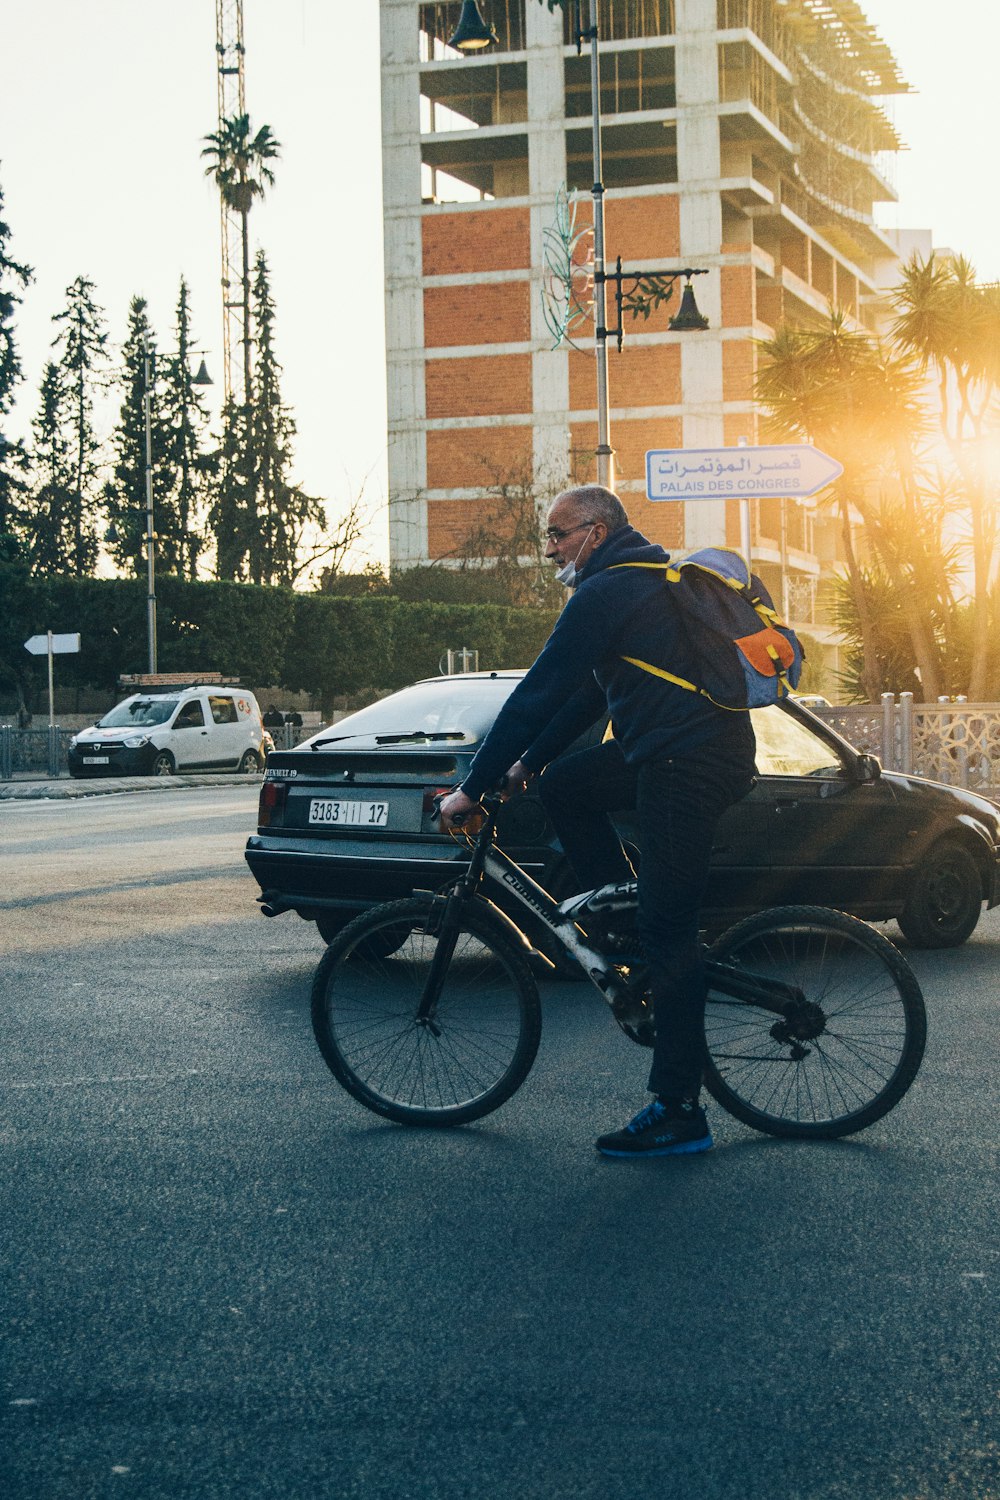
left=83, top=756, right=110, bottom=765
left=308, top=798, right=390, bottom=827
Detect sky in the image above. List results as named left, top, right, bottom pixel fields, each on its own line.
left=2, top=0, right=999, bottom=572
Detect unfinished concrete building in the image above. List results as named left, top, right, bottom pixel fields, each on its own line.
left=380, top=0, right=908, bottom=671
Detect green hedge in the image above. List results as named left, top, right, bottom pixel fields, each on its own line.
left=0, top=568, right=559, bottom=712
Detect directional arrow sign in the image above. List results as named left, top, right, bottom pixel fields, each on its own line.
left=646, top=444, right=844, bottom=501
left=24, top=632, right=81, bottom=655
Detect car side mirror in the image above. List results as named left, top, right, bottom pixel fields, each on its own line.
left=855, top=753, right=882, bottom=784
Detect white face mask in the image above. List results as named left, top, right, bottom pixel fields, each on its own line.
left=554, top=525, right=596, bottom=589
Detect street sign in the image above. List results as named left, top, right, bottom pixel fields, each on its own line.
left=24, top=632, right=82, bottom=728
left=24, top=632, right=81, bottom=655
left=645, top=444, right=843, bottom=502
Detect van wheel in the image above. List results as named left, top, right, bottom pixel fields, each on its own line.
left=151, top=751, right=175, bottom=776
left=238, top=749, right=262, bottom=773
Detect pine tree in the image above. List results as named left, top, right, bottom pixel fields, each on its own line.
left=50, top=275, right=109, bottom=576
left=0, top=176, right=33, bottom=550
left=210, top=396, right=254, bottom=580
left=28, top=361, right=76, bottom=575
left=161, top=279, right=213, bottom=579
left=104, top=298, right=174, bottom=577
left=245, top=250, right=322, bottom=585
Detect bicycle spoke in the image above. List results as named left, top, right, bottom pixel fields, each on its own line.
left=704, top=907, right=925, bottom=1138
left=312, top=898, right=541, bottom=1124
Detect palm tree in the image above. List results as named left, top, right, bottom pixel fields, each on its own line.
left=201, top=114, right=281, bottom=403
left=755, top=309, right=941, bottom=701
left=891, top=254, right=1000, bottom=700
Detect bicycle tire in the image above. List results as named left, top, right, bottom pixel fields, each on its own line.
left=703, top=905, right=926, bottom=1139
left=310, top=896, right=542, bottom=1126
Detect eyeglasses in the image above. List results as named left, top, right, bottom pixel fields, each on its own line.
left=544, top=520, right=598, bottom=543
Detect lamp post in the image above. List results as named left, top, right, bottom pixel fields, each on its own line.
left=140, top=331, right=212, bottom=673
left=451, top=0, right=709, bottom=492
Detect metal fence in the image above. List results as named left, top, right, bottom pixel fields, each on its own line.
left=0, top=722, right=310, bottom=781
left=815, top=695, right=1000, bottom=801
left=4, top=706, right=1000, bottom=797
left=0, top=726, right=72, bottom=779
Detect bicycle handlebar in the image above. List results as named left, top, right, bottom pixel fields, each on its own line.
left=431, top=783, right=506, bottom=827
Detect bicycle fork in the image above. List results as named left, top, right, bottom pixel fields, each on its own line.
left=414, top=891, right=467, bottom=1033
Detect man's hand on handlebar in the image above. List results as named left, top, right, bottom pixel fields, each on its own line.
left=500, top=760, right=532, bottom=800
left=436, top=763, right=532, bottom=830
left=436, top=788, right=477, bottom=830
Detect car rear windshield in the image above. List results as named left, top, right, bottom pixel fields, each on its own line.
left=311, top=677, right=519, bottom=747
left=97, top=698, right=179, bottom=729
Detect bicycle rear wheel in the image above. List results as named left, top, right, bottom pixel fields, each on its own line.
left=310, top=896, right=542, bottom=1126
left=703, top=906, right=926, bottom=1139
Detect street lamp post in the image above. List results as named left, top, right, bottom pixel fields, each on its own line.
left=142, top=331, right=157, bottom=673
left=140, top=332, right=212, bottom=674
left=451, top=0, right=709, bottom=492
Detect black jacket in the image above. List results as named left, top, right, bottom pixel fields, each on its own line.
left=461, top=525, right=754, bottom=800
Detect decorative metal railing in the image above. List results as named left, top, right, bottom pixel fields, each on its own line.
left=814, top=696, right=1000, bottom=802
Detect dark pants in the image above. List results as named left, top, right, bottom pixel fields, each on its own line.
left=538, top=734, right=755, bottom=1099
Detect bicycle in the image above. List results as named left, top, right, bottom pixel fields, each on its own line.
left=310, top=792, right=926, bottom=1139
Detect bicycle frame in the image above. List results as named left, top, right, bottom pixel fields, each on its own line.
left=428, top=798, right=804, bottom=1019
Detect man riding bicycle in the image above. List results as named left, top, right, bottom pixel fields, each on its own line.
left=438, top=484, right=757, bottom=1159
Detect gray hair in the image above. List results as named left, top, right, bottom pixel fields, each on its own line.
left=553, top=484, right=629, bottom=534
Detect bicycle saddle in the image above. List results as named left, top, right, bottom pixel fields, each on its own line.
left=557, top=881, right=638, bottom=920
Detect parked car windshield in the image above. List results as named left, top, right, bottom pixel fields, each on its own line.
left=96, top=698, right=179, bottom=729
left=310, top=677, right=520, bottom=748
left=751, top=706, right=843, bottom=778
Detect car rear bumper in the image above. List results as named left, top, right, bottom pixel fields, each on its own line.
left=244, top=838, right=551, bottom=916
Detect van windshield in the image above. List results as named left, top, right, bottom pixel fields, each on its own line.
left=97, top=698, right=178, bottom=729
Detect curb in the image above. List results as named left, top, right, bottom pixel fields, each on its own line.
left=0, top=774, right=263, bottom=802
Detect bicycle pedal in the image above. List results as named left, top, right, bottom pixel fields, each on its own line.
left=610, top=992, right=652, bottom=1028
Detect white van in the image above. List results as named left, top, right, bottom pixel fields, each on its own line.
left=68, top=686, right=267, bottom=778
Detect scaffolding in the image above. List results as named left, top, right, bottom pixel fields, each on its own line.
left=215, top=0, right=247, bottom=408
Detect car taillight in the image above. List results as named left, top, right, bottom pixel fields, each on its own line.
left=258, top=781, right=288, bottom=829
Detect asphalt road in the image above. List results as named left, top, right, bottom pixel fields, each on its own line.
left=2, top=788, right=998, bottom=1500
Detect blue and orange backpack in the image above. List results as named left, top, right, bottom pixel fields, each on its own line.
left=611, top=548, right=804, bottom=711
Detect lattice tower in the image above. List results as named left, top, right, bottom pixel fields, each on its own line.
left=215, top=0, right=247, bottom=407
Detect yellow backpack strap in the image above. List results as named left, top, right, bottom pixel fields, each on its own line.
left=619, top=655, right=701, bottom=696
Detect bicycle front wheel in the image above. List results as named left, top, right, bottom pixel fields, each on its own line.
left=703, top=906, right=926, bottom=1139
left=310, top=896, right=542, bottom=1126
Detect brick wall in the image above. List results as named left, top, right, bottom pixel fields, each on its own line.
left=426, top=497, right=532, bottom=557
left=425, top=354, right=532, bottom=419
left=426, top=426, right=534, bottom=489
left=424, top=281, right=531, bottom=348
left=422, top=205, right=531, bottom=275
left=721, top=263, right=755, bottom=327
left=568, top=342, right=682, bottom=410
left=573, top=193, right=681, bottom=262
left=570, top=416, right=683, bottom=488
left=722, top=340, right=755, bottom=403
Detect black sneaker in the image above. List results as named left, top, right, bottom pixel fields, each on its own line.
left=596, top=1100, right=713, bottom=1158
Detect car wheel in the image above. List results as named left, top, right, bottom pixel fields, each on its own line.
left=898, top=840, right=982, bottom=948
left=315, top=911, right=410, bottom=959
left=150, top=751, right=175, bottom=777
left=238, top=749, right=261, bottom=774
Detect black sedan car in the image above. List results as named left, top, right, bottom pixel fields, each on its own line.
left=245, top=672, right=1000, bottom=951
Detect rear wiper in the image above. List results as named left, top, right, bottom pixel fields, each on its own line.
left=376, top=730, right=468, bottom=745
left=309, top=729, right=468, bottom=750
